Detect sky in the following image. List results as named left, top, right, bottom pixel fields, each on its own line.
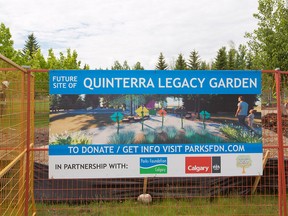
left=0, top=0, right=259, bottom=69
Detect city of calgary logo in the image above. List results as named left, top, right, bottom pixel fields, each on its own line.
left=185, top=156, right=221, bottom=174
left=140, top=157, right=167, bottom=174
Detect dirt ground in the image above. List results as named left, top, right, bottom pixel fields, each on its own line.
left=50, top=113, right=98, bottom=135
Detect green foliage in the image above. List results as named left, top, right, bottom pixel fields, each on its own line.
left=0, top=23, right=16, bottom=60
left=188, top=49, right=201, bottom=70
left=220, top=124, right=262, bottom=143
left=108, top=131, right=135, bottom=144
left=51, top=132, right=92, bottom=145
left=214, top=47, right=228, bottom=70
left=132, top=61, right=144, bottom=70
left=155, top=52, right=168, bottom=70
left=22, top=33, right=40, bottom=59
left=246, top=0, right=288, bottom=71
left=174, top=53, right=187, bottom=70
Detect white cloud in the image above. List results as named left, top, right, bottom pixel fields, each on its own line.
left=0, top=0, right=258, bottom=69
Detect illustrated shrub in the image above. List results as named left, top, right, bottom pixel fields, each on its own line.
left=50, top=131, right=92, bottom=145
left=108, top=131, right=135, bottom=144
left=220, top=124, right=262, bottom=143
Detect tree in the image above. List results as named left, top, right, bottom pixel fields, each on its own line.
left=235, top=44, right=248, bottom=69
left=200, top=61, right=209, bottom=70
left=22, top=33, right=40, bottom=59
left=228, top=48, right=237, bottom=70
left=0, top=23, right=16, bottom=60
left=122, top=60, right=130, bottom=70
left=214, top=47, right=228, bottom=70
left=188, top=50, right=201, bottom=70
left=174, top=53, right=187, bottom=70
left=246, top=0, right=288, bottom=70
left=132, top=62, right=144, bottom=70
left=111, top=60, right=123, bottom=70
left=155, top=52, right=168, bottom=70
left=245, top=0, right=288, bottom=100
left=84, top=95, right=100, bottom=108
left=59, top=48, right=81, bottom=69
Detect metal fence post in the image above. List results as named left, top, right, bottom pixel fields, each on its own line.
left=275, top=70, right=287, bottom=216
left=25, top=70, right=31, bottom=216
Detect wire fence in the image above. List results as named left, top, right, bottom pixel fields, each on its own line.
left=0, top=54, right=35, bottom=216
left=0, top=55, right=287, bottom=215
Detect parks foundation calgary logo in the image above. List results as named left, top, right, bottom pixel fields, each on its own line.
left=140, top=157, right=167, bottom=174
left=236, top=155, right=252, bottom=174
left=185, top=156, right=221, bottom=174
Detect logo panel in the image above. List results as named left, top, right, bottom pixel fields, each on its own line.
left=185, top=157, right=212, bottom=174
left=212, top=156, right=221, bottom=173
left=140, top=157, right=167, bottom=174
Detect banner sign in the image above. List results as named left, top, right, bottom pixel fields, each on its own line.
left=49, top=70, right=261, bottom=94
left=49, top=70, right=262, bottom=179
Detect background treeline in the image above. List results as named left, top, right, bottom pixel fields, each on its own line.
left=0, top=0, right=287, bottom=113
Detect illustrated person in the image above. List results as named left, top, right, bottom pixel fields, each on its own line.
left=0, top=81, right=9, bottom=117
left=281, top=102, right=288, bottom=116
left=235, top=96, right=250, bottom=130
left=247, top=109, right=256, bottom=130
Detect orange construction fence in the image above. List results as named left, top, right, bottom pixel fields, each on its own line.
left=0, top=54, right=287, bottom=215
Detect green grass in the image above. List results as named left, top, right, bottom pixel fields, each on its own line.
left=34, top=99, right=49, bottom=128
left=35, top=196, right=280, bottom=216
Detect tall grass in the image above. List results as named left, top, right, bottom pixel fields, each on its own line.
left=35, top=196, right=278, bottom=216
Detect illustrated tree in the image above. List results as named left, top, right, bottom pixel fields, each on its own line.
left=188, top=49, right=201, bottom=70
left=84, top=95, right=100, bottom=108
left=155, top=52, right=168, bottom=70
left=174, top=53, right=187, bottom=70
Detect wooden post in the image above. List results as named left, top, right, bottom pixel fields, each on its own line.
left=251, top=150, right=270, bottom=194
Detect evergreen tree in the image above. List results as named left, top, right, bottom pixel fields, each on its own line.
left=155, top=52, right=168, bottom=70
left=22, top=33, right=40, bottom=59
left=174, top=53, right=187, bottom=70
left=200, top=61, right=209, bottom=70
left=122, top=60, right=130, bottom=70
left=214, top=47, right=228, bottom=70
left=235, top=44, right=247, bottom=69
left=133, top=62, right=144, bottom=70
left=111, top=60, right=123, bottom=70
left=228, top=48, right=236, bottom=70
left=188, top=50, right=201, bottom=70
